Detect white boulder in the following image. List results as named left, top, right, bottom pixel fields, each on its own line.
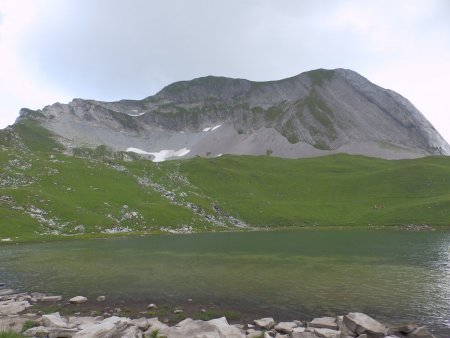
left=69, top=296, right=88, bottom=304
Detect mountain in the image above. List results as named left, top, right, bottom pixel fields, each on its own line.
left=13, top=68, right=450, bottom=160
left=2, top=68, right=450, bottom=241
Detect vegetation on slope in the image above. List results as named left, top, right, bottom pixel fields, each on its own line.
left=175, top=155, right=450, bottom=227
left=1, top=120, right=449, bottom=242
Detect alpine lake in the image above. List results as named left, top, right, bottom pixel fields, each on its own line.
left=1, top=229, right=450, bottom=335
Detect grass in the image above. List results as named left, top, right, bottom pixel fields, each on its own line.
left=21, top=320, right=39, bottom=333
left=176, top=154, right=450, bottom=227
left=1, top=125, right=450, bottom=242
left=0, top=332, right=23, bottom=338
left=193, top=309, right=240, bottom=321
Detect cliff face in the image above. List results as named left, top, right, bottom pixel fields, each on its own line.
left=16, top=68, right=450, bottom=160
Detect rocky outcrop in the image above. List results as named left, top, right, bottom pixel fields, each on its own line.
left=13, top=69, right=450, bottom=160
left=0, top=300, right=31, bottom=315
left=0, top=290, right=441, bottom=337
left=343, top=312, right=388, bottom=338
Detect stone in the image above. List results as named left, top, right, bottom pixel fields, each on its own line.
left=122, top=325, right=143, bottom=338
left=356, top=335, right=367, bottom=338
left=314, top=328, right=341, bottom=338
left=175, top=318, right=193, bottom=326
left=145, top=318, right=170, bottom=336
left=293, top=327, right=306, bottom=333
left=275, top=321, right=298, bottom=333
left=246, top=329, right=264, bottom=338
left=147, top=303, right=157, bottom=309
left=254, top=317, right=276, bottom=330
left=337, top=316, right=356, bottom=337
left=389, top=323, right=417, bottom=335
left=41, top=312, right=73, bottom=328
left=47, top=327, right=79, bottom=338
left=0, top=289, right=15, bottom=296
left=68, top=316, right=97, bottom=330
left=173, top=308, right=183, bottom=314
left=164, top=319, right=223, bottom=338
left=40, top=295, right=63, bottom=302
left=291, top=332, right=321, bottom=338
left=0, top=316, right=28, bottom=333
left=69, top=296, right=88, bottom=304
left=96, top=296, right=106, bottom=302
left=12, top=293, right=30, bottom=302
left=407, top=326, right=436, bottom=338
left=208, top=317, right=245, bottom=337
left=72, top=316, right=129, bottom=338
left=131, top=317, right=150, bottom=331
left=343, top=313, right=387, bottom=338
left=309, top=317, right=338, bottom=330
left=275, top=334, right=289, bottom=338
left=31, top=292, right=45, bottom=299
left=23, top=326, right=50, bottom=337
left=0, top=300, right=31, bottom=315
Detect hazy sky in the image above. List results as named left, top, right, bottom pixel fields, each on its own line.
left=1, top=0, right=449, bottom=142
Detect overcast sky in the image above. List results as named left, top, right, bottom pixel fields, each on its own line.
left=1, top=0, right=449, bottom=142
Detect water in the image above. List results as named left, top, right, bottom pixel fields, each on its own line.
left=1, top=229, right=450, bottom=334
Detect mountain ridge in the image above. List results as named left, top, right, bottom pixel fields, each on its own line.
left=13, top=68, right=450, bottom=160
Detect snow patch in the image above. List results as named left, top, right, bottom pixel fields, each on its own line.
left=126, top=147, right=190, bottom=162
left=127, top=112, right=145, bottom=117
left=202, top=124, right=222, bottom=132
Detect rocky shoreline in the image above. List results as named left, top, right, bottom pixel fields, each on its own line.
left=0, top=288, right=439, bottom=338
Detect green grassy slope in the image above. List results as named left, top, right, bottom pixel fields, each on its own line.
left=1, top=120, right=450, bottom=241
left=175, top=155, right=450, bottom=227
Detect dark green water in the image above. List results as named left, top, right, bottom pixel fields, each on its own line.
left=1, top=230, right=450, bottom=333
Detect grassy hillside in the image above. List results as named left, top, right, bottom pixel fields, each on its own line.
left=1, top=120, right=450, bottom=242
left=175, top=155, right=450, bottom=227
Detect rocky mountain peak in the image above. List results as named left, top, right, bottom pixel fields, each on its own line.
left=9, top=68, right=450, bottom=161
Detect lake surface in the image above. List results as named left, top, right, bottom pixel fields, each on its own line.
left=1, top=230, right=450, bottom=334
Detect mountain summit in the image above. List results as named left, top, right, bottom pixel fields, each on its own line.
left=15, top=68, right=450, bottom=160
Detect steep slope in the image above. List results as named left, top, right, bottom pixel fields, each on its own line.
left=14, top=68, right=450, bottom=160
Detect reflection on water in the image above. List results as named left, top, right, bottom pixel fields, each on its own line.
left=1, top=230, right=450, bottom=333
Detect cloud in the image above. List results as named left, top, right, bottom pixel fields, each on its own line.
left=0, top=0, right=70, bottom=127
left=0, top=0, right=449, bottom=142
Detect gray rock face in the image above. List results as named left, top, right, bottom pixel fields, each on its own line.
left=254, top=317, right=277, bottom=330
left=343, top=313, right=387, bottom=338
left=164, top=319, right=223, bottom=338
left=274, top=321, right=298, bottom=333
left=309, top=317, right=338, bottom=330
left=337, top=316, right=356, bottom=337
left=16, top=68, right=450, bottom=160
left=23, top=326, right=49, bottom=337
left=41, top=312, right=73, bottom=329
left=291, top=332, right=321, bottom=338
left=0, top=289, right=15, bottom=296
left=40, top=295, right=63, bottom=302
left=0, top=300, right=31, bottom=315
left=313, top=328, right=341, bottom=338
left=207, top=317, right=245, bottom=337
left=72, top=316, right=129, bottom=338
